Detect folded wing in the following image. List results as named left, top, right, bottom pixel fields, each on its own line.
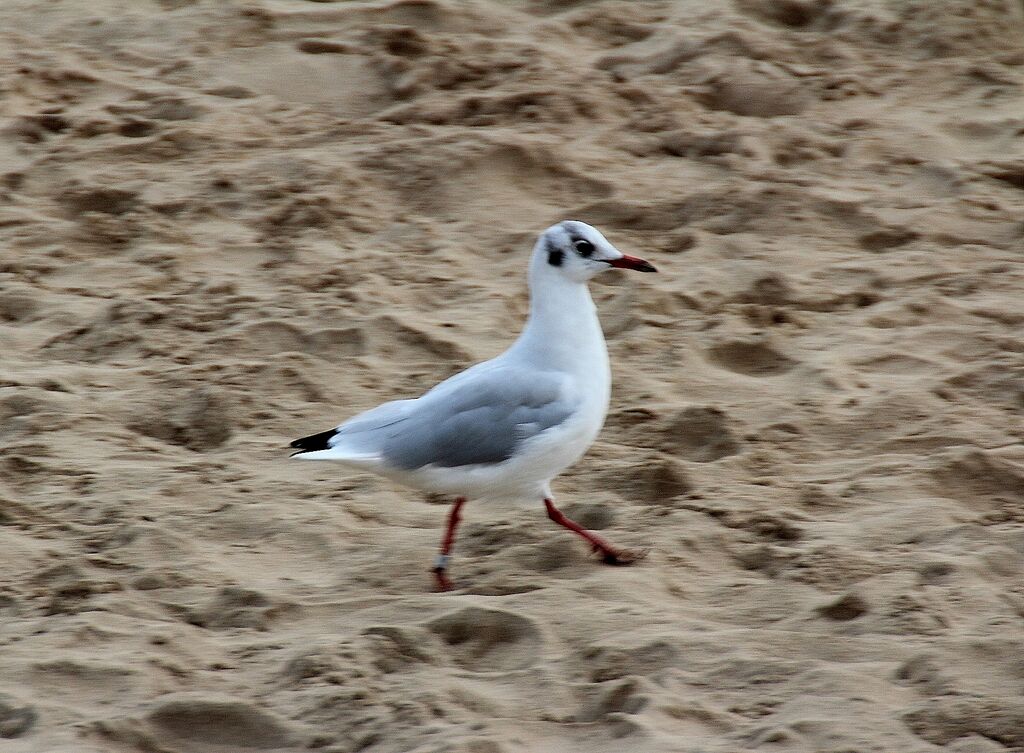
left=291, top=365, right=576, bottom=469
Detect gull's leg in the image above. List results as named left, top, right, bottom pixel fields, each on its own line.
left=544, top=497, right=645, bottom=565
left=432, top=497, right=466, bottom=591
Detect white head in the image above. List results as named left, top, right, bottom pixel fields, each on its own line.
left=531, top=220, right=656, bottom=285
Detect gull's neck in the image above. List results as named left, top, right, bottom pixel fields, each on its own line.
left=506, top=255, right=610, bottom=378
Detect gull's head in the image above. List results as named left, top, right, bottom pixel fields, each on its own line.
left=532, top=220, right=656, bottom=284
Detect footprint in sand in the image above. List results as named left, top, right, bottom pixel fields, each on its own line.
left=145, top=693, right=302, bottom=749
left=0, top=693, right=37, bottom=739
left=427, top=607, right=542, bottom=672
left=707, top=340, right=798, bottom=377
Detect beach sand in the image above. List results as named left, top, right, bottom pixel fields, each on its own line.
left=2, top=1, right=1024, bottom=751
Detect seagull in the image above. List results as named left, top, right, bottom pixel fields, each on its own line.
left=290, top=220, right=657, bottom=591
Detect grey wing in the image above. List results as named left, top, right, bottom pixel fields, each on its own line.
left=334, top=399, right=416, bottom=437
left=381, top=367, right=577, bottom=470
left=321, top=399, right=418, bottom=457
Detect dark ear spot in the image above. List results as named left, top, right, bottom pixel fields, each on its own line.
left=547, top=249, right=564, bottom=267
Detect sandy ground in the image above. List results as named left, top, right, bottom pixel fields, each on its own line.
left=2, top=1, right=1024, bottom=751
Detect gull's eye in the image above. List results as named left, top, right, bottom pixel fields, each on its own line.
left=574, top=239, right=594, bottom=258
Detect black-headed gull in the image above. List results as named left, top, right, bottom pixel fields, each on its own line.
left=291, top=221, right=657, bottom=590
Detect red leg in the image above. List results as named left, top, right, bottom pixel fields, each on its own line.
left=432, top=497, right=466, bottom=592
left=544, top=498, right=644, bottom=565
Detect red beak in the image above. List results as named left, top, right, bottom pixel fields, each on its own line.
left=608, top=254, right=657, bottom=273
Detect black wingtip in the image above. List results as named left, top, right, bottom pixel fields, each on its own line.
left=290, top=428, right=338, bottom=454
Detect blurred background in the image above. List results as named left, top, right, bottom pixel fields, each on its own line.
left=1, top=1, right=1023, bottom=751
